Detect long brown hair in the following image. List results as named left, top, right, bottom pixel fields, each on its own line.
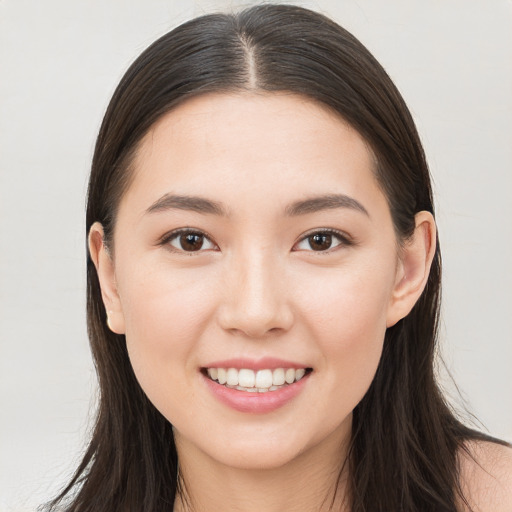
left=44, top=4, right=502, bottom=511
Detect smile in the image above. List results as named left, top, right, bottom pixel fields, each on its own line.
left=205, top=367, right=310, bottom=392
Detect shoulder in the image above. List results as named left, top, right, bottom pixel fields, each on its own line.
left=458, top=439, right=512, bottom=512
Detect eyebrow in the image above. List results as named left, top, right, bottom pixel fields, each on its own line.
left=146, top=194, right=228, bottom=216
left=285, top=194, right=369, bottom=217
left=145, top=193, right=369, bottom=217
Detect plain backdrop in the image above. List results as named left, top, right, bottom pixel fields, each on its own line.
left=1, top=1, right=511, bottom=510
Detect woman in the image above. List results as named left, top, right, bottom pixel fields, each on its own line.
left=45, top=4, right=512, bottom=511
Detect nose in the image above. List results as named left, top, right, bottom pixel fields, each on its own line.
left=217, top=252, right=294, bottom=338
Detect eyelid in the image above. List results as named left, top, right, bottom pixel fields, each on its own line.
left=158, top=227, right=353, bottom=253
left=159, top=228, right=218, bottom=253
left=293, top=228, right=354, bottom=252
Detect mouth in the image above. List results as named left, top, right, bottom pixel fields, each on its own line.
left=202, top=367, right=313, bottom=393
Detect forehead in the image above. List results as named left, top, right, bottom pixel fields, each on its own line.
left=122, top=92, right=383, bottom=217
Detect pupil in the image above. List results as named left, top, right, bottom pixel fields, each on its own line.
left=181, top=233, right=203, bottom=251
left=310, top=233, right=332, bottom=251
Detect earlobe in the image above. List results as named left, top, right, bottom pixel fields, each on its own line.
left=386, top=211, right=436, bottom=327
left=88, top=222, right=126, bottom=334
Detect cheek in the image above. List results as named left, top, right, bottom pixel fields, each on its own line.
left=117, top=263, right=217, bottom=406
left=298, top=260, right=394, bottom=339
left=122, top=261, right=216, bottom=340
left=295, top=260, right=394, bottom=388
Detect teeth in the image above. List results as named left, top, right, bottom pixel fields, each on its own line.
left=285, top=368, right=295, bottom=384
left=255, top=369, right=273, bottom=388
left=226, top=368, right=238, bottom=386
left=272, top=368, right=285, bottom=386
left=206, top=367, right=309, bottom=391
left=238, top=369, right=255, bottom=388
left=217, top=368, right=227, bottom=385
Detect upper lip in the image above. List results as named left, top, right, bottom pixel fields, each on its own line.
left=202, top=357, right=311, bottom=371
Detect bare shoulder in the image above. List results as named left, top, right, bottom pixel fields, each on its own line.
left=458, top=439, right=512, bottom=512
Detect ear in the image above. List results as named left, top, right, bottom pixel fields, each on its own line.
left=88, top=222, right=126, bottom=334
left=386, top=211, right=437, bottom=327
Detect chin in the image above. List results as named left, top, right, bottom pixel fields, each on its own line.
left=176, top=415, right=351, bottom=473
left=208, top=441, right=310, bottom=471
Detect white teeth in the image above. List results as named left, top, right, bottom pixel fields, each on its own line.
left=255, top=369, right=273, bottom=388
left=272, top=368, right=285, bottom=386
left=285, top=368, right=295, bottom=384
left=206, top=367, right=309, bottom=391
left=295, top=368, right=306, bottom=381
left=217, top=368, right=227, bottom=385
left=238, top=369, right=255, bottom=388
left=226, top=368, right=239, bottom=386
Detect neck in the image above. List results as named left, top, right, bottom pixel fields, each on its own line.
left=173, top=426, right=351, bottom=512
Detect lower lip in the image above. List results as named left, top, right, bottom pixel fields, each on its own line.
left=202, top=372, right=310, bottom=413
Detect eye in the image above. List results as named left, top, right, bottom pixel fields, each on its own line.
left=164, top=229, right=217, bottom=253
left=294, top=229, right=352, bottom=252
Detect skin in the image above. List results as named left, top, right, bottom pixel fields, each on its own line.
left=458, top=441, right=512, bottom=512
left=89, top=92, right=438, bottom=511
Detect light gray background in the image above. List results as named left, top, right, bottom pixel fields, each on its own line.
left=1, top=1, right=511, bottom=510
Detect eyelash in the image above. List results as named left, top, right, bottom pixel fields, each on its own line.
left=293, top=228, right=354, bottom=253
left=160, top=228, right=218, bottom=254
left=159, top=228, right=354, bottom=254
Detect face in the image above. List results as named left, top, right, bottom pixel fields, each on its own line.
left=92, top=92, right=431, bottom=472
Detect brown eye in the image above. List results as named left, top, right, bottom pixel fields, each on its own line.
left=308, top=233, right=332, bottom=251
left=167, top=230, right=216, bottom=252
left=294, top=230, right=351, bottom=252
left=180, top=233, right=204, bottom=251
